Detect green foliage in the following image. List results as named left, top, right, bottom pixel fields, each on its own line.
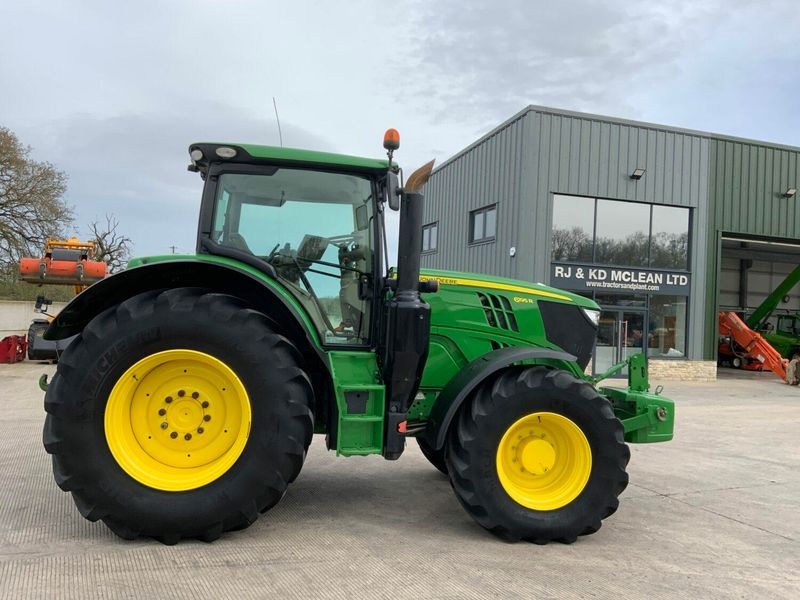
left=0, top=278, right=75, bottom=302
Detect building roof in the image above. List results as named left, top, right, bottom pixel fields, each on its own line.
left=434, top=104, right=800, bottom=173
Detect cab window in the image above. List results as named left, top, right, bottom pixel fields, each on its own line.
left=211, top=169, right=374, bottom=345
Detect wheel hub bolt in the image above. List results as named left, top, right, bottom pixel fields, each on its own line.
left=170, top=432, right=178, bottom=439
left=158, top=408, right=166, bottom=416
left=160, top=422, right=168, bottom=429
left=184, top=433, right=192, bottom=441
left=165, top=396, right=173, bottom=403
left=192, top=391, right=199, bottom=399
left=197, top=427, right=204, bottom=434
left=203, top=415, right=211, bottom=422
left=201, top=401, right=209, bottom=408
left=178, top=390, right=186, bottom=397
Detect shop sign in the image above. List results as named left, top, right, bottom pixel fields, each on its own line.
left=550, top=262, right=691, bottom=295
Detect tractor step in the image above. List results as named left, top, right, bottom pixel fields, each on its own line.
left=328, top=351, right=386, bottom=456
left=337, top=387, right=385, bottom=455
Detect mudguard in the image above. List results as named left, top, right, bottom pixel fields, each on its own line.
left=44, top=258, right=324, bottom=362
left=423, top=346, right=578, bottom=450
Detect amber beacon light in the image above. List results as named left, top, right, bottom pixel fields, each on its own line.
left=383, top=128, right=400, bottom=151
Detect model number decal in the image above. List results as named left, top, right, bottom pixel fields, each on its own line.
left=513, top=296, right=534, bottom=303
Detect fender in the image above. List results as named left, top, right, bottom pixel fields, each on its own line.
left=423, top=346, right=578, bottom=450
left=44, top=257, right=324, bottom=362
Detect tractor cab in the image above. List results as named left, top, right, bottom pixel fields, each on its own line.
left=187, top=143, right=403, bottom=349
left=202, top=164, right=377, bottom=345
left=775, top=313, right=800, bottom=337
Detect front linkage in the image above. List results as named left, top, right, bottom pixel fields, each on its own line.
left=593, top=353, right=675, bottom=444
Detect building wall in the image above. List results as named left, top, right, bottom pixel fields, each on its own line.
left=423, top=106, right=712, bottom=360
left=704, top=141, right=800, bottom=357
left=0, top=301, right=67, bottom=337
left=719, top=255, right=800, bottom=313
left=421, top=115, right=528, bottom=280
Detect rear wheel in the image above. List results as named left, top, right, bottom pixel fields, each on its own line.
left=43, top=288, right=314, bottom=543
left=446, top=366, right=629, bottom=544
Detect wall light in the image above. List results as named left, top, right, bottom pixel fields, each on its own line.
left=630, top=167, right=646, bottom=180
left=784, top=187, right=797, bottom=198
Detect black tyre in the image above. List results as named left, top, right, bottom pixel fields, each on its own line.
left=446, top=366, right=629, bottom=544
left=27, top=320, right=55, bottom=361
left=42, top=288, right=314, bottom=544
left=416, top=436, right=448, bottom=475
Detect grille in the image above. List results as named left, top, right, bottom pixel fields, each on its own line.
left=477, top=293, right=519, bottom=332
left=537, top=301, right=596, bottom=369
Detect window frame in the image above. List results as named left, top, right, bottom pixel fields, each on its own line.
left=422, top=221, right=439, bottom=254
left=469, top=204, right=497, bottom=245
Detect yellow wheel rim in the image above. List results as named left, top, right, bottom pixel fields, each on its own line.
left=496, top=412, right=592, bottom=511
left=105, top=349, right=251, bottom=491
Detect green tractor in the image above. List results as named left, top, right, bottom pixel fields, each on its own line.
left=747, top=264, right=800, bottom=360
left=41, top=131, right=674, bottom=545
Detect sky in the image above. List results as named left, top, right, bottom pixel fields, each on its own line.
left=2, top=0, right=800, bottom=260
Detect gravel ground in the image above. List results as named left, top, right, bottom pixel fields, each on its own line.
left=1, top=362, right=797, bottom=599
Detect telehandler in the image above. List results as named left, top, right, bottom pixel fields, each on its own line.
left=42, top=131, right=674, bottom=544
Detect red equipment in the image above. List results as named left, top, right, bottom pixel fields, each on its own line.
left=0, top=335, right=27, bottom=364
left=18, top=238, right=107, bottom=287
left=719, top=311, right=788, bottom=381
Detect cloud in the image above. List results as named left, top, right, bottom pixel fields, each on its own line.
left=403, top=0, right=800, bottom=130
left=4, top=0, right=800, bottom=268
left=17, top=102, right=332, bottom=257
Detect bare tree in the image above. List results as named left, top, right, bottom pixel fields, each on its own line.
left=552, top=227, right=592, bottom=262
left=0, top=127, right=72, bottom=273
left=89, top=214, right=132, bottom=273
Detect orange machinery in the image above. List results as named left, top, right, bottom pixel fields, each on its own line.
left=719, top=311, right=788, bottom=381
left=19, top=238, right=107, bottom=290
left=18, top=238, right=107, bottom=361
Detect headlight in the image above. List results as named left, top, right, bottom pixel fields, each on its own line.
left=581, top=307, right=600, bottom=327
left=215, top=146, right=237, bottom=158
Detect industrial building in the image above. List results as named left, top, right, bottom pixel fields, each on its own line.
left=421, top=106, right=800, bottom=380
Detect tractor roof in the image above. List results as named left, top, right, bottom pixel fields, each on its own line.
left=189, top=142, right=391, bottom=174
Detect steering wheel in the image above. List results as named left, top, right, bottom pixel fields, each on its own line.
left=266, top=243, right=281, bottom=262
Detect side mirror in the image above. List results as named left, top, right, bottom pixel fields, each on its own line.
left=386, top=171, right=400, bottom=211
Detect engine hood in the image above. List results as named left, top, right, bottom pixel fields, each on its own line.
left=419, top=269, right=599, bottom=310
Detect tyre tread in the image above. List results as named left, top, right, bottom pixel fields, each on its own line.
left=446, top=366, right=630, bottom=545
left=42, top=288, right=314, bottom=544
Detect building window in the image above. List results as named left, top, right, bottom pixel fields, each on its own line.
left=422, top=222, right=438, bottom=252
left=595, top=198, right=650, bottom=267
left=648, top=295, right=687, bottom=358
left=551, top=195, right=593, bottom=262
left=650, top=205, right=690, bottom=269
left=470, top=205, right=497, bottom=243
left=551, top=195, right=690, bottom=270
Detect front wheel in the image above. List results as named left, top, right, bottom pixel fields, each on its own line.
left=43, top=288, right=314, bottom=544
left=416, top=436, right=448, bottom=475
left=446, top=366, right=629, bottom=544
